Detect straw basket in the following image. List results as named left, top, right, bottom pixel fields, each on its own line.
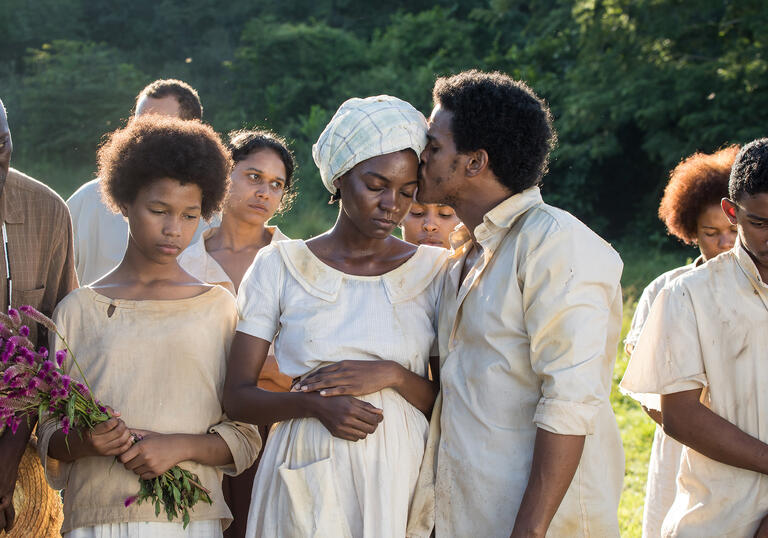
left=1, top=444, right=62, bottom=538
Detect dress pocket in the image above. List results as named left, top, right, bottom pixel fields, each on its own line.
left=277, top=456, right=352, bottom=538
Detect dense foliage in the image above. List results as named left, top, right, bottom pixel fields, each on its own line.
left=1, top=0, right=766, bottom=241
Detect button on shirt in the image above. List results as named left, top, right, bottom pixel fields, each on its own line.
left=621, top=243, right=768, bottom=537
left=432, top=187, right=624, bottom=537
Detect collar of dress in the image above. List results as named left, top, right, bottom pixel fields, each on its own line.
left=275, top=239, right=447, bottom=304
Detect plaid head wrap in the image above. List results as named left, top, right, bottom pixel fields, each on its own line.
left=312, top=95, right=428, bottom=194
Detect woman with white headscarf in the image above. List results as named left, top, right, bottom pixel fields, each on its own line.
left=224, top=96, right=447, bottom=537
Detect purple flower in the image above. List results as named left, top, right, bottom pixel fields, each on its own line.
left=18, top=325, right=29, bottom=338
left=9, top=416, right=20, bottom=434
left=55, top=349, right=67, bottom=367
left=75, top=382, right=90, bottom=397
left=37, top=346, right=48, bottom=359
left=40, top=360, right=54, bottom=374
left=20, top=348, right=35, bottom=366
left=7, top=309, right=20, bottom=328
left=61, top=416, right=70, bottom=435
left=2, top=369, right=13, bottom=384
left=18, top=305, right=57, bottom=333
left=98, top=405, right=107, bottom=414
left=27, top=377, right=41, bottom=390
left=124, top=495, right=138, bottom=507
left=61, top=375, right=71, bottom=390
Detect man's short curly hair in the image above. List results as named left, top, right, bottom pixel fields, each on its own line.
left=658, top=145, right=739, bottom=244
left=135, top=79, right=203, bottom=121
left=98, top=115, right=232, bottom=220
left=229, top=129, right=298, bottom=213
left=432, top=70, right=556, bottom=194
left=729, top=138, right=768, bottom=202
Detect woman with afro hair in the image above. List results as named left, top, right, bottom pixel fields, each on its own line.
left=623, top=145, right=738, bottom=538
left=36, top=115, right=261, bottom=538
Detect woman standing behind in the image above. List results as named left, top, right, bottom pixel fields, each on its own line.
left=178, top=129, right=296, bottom=537
left=224, top=95, right=447, bottom=537
left=37, top=116, right=261, bottom=537
left=623, top=145, right=738, bottom=537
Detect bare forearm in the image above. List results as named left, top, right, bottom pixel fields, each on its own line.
left=0, top=417, right=34, bottom=485
left=48, top=428, right=93, bottom=462
left=641, top=405, right=663, bottom=426
left=223, top=385, right=317, bottom=425
left=390, top=362, right=438, bottom=416
left=172, top=433, right=233, bottom=468
left=662, top=392, right=768, bottom=474
left=512, top=429, right=586, bottom=538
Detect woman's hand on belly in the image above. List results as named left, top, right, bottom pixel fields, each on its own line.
left=297, top=359, right=438, bottom=417
left=296, top=360, right=400, bottom=397
left=306, top=391, right=383, bottom=442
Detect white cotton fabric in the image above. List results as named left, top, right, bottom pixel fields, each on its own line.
left=64, top=520, right=222, bottom=538
left=178, top=225, right=288, bottom=295
left=312, top=95, right=428, bottom=194
left=236, top=240, right=448, bottom=537
left=67, top=179, right=218, bottom=285
left=624, top=260, right=700, bottom=538
left=620, top=242, right=768, bottom=537
left=412, top=186, right=624, bottom=538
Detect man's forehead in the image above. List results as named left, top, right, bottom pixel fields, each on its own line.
left=738, top=192, right=768, bottom=219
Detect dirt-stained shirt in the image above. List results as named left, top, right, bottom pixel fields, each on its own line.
left=37, top=286, right=261, bottom=534
left=621, top=242, right=768, bottom=537
left=413, top=186, right=624, bottom=537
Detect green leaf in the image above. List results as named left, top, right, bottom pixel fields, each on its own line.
left=182, top=510, right=190, bottom=529
left=154, top=499, right=160, bottom=517
left=172, top=485, right=181, bottom=505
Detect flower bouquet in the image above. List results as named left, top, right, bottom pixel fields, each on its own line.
left=0, top=305, right=212, bottom=528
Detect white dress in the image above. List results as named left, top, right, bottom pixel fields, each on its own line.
left=236, top=240, right=448, bottom=538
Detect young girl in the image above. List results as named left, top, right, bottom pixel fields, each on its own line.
left=224, top=95, right=447, bottom=537
left=178, top=129, right=296, bottom=537
left=400, top=201, right=460, bottom=249
left=37, top=116, right=261, bottom=538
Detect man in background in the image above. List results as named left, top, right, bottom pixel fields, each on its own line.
left=0, top=97, right=78, bottom=533
left=67, top=79, right=208, bottom=284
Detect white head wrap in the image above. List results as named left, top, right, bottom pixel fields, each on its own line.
left=312, top=95, right=428, bottom=194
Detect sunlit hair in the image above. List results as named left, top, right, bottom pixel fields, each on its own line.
left=658, top=145, right=739, bottom=244
left=98, top=115, right=231, bottom=220
left=433, top=69, right=556, bottom=194
left=729, top=138, right=768, bottom=202
left=135, top=79, right=203, bottom=120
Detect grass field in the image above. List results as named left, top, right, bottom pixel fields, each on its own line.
left=612, top=242, right=692, bottom=536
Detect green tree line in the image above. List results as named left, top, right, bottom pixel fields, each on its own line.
left=1, top=0, right=765, bottom=242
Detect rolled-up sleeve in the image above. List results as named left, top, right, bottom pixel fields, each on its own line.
left=521, top=226, right=623, bottom=436
left=208, top=418, right=262, bottom=476
left=236, top=246, right=282, bottom=341
left=620, top=281, right=708, bottom=408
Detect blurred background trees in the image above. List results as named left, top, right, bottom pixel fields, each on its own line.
left=1, top=0, right=766, bottom=244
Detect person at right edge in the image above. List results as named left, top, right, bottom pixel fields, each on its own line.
left=622, top=138, right=768, bottom=537
left=410, top=70, right=624, bottom=537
